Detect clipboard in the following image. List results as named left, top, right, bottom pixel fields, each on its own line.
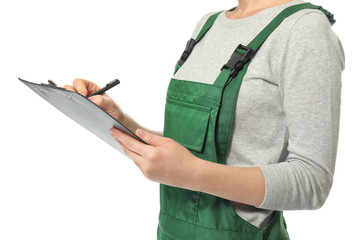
left=19, top=78, right=145, bottom=156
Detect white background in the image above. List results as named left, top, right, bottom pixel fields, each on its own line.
left=0, top=0, right=361, bottom=239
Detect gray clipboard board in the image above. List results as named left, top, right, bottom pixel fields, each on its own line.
left=19, top=78, right=145, bottom=155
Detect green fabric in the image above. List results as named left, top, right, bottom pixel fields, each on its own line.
left=173, top=11, right=223, bottom=75
left=216, top=2, right=336, bottom=165
left=159, top=3, right=334, bottom=239
left=248, top=3, right=335, bottom=52
left=194, top=11, right=224, bottom=44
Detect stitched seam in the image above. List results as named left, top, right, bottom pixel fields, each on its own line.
left=160, top=210, right=261, bottom=234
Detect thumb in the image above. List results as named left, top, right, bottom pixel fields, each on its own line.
left=136, top=129, right=164, bottom=146
left=88, top=95, right=109, bottom=109
left=88, top=95, right=116, bottom=112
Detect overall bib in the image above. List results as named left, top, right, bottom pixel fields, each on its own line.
left=158, top=3, right=335, bottom=240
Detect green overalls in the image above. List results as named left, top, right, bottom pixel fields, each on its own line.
left=158, top=3, right=335, bottom=240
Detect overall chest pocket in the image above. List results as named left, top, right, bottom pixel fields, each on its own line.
left=164, top=98, right=211, bottom=153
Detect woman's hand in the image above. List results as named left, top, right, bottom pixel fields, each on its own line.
left=64, top=79, right=123, bottom=122
left=110, top=128, right=265, bottom=206
left=110, top=128, right=202, bottom=188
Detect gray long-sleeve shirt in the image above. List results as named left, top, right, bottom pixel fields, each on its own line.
left=173, top=0, right=345, bottom=228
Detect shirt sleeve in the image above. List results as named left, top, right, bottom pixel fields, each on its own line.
left=258, top=11, right=345, bottom=210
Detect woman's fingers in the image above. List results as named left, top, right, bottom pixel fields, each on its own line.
left=89, top=95, right=122, bottom=120
left=88, top=95, right=110, bottom=109
left=63, top=85, right=76, bottom=92
left=110, top=128, right=152, bottom=157
left=72, top=79, right=88, bottom=96
left=72, top=78, right=100, bottom=97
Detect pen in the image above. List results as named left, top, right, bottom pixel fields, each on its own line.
left=87, top=79, right=120, bottom=98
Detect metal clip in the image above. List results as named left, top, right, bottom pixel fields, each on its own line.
left=41, top=80, right=65, bottom=90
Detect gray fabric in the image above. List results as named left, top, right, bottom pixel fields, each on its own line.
left=173, top=0, right=345, bottom=228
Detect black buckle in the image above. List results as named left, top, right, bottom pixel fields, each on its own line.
left=221, top=44, right=254, bottom=78
left=177, top=38, right=196, bottom=67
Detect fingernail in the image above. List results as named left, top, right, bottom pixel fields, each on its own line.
left=80, top=90, right=87, bottom=96
left=137, top=129, right=145, bottom=137
left=88, top=96, right=96, bottom=102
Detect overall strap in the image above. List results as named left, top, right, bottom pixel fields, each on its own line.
left=195, top=11, right=224, bottom=43
left=214, top=3, right=335, bottom=87
left=249, top=3, right=335, bottom=52
left=215, top=3, right=336, bottom=162
left=174, top=11, right=223, bottom=74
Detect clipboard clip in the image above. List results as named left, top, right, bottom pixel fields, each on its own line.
left=41, top=80, right=65, bottom=90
